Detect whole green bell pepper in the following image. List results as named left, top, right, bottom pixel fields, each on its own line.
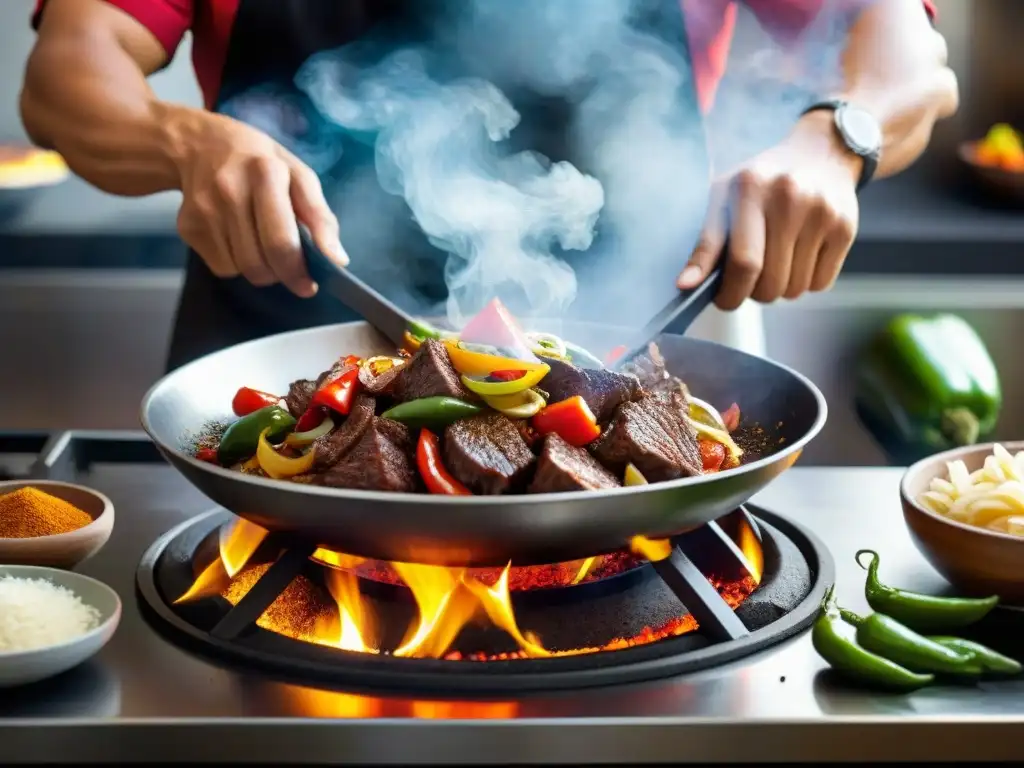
left=854, top=314, right=1001, bottom=464
left=217, top=406, right=296, bottom=466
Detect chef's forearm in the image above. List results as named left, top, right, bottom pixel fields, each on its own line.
left=20, top=9, right=192, bottom=197
left=833, top=0, right=959, bottom=178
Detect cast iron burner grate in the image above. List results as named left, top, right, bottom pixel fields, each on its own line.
left=137, top=503, right=833, bottom=694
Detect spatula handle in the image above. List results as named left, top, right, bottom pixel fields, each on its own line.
left=301, top=229, right=417, bottom=348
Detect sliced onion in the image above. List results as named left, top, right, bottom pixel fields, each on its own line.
left=285, top=416, right=335, bottom=446
left=684, top=415, right=743, bottom=460
left=688, top=396, right=727, bottom=430
left=527, top=332, right=568, bottom=360
left=362, top=356, right=405, bottom=376
left=483, top=388, right=547, bottom=419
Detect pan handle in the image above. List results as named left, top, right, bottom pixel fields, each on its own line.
left=301, top=229, right=417, bottom=348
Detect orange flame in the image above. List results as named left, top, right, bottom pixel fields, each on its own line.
left=184, top=516, right=766, bottom=659
left=629, top=535, right=673, bottom=562
left=174, top=518, right=267, bottom=604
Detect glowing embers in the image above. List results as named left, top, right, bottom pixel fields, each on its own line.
left=174, top=517, right=763, bottom=660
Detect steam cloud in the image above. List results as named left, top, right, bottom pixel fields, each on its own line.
left=225, top=0, right=864, bottom=331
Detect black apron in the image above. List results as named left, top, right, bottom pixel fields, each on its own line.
left=165, top=0, right=708, bottom=372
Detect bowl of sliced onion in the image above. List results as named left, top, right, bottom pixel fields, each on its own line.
left=901, top=441, right=1024, bottom=605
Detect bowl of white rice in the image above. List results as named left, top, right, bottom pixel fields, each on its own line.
left=0, top=565, right=121, bottom=688
left=901, top=441, right=1024, bottom=605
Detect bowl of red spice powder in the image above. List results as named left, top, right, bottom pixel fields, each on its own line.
left=0, top=481, right=114, bottom=569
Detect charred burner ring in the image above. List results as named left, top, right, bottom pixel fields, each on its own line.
left=136, top=506, right=833, bottom=694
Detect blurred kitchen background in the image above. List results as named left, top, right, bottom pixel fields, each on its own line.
left=1, top=0, right=1022, bottom=466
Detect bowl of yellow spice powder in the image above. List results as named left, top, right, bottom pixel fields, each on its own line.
left=0, top=481, right=114, bottom=569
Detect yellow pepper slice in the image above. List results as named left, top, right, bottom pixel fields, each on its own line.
left=624, top=463, right=648, bottom=486
left=443, top=340, right=548, bottom=377
left=461, top=364, right=550, bottom=397
left=483, top=388, right=547, bottom=419
left=257, top=428, right=316, bottom=479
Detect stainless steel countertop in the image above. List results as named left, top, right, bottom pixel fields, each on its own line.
left=2, top=461, right=1023, bottom=764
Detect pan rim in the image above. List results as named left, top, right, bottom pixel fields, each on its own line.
left=140, top=321, right=827, bottom=506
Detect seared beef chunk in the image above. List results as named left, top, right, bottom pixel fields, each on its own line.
left=592, top=395, right=702, bottom=481
left=311, top=394, right=375, bottom=470
left=318, top=417, right=416, bottom=492
left=376, top=417, right=413, bottom=453
left=359, top=363, right=403, bottom=396
left=620, top=343, right=689, bottom=401
left=542, top=358, right=642, bottom=423
left=285, top=379, right=317, bottom=418
left=389, top=339, right=473, bottom=403
left=444, top=413, right=535, bottom=495
left=529, top=433, right=620, bottom=493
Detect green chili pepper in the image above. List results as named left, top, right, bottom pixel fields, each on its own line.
left=928, top=637, right=1022, bottom=676
left=381, top=396, right=483, bottom=428
left=217, top=406, right=296, bottom=466
left=856, top=550, right=999, bottom=631
left=811, top=585, right=934, bottom=691
left=839, top=608, right=984, bottom=677
left=407, top=319, right=443, bottom=341
left=854, top=313, right=1001, bottom=464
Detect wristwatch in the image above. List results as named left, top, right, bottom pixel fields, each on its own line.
left=802, top=99, right=882, bottom=191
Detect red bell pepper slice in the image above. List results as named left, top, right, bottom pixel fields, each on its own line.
left=698, top=439, right=727, bottom=472
left=531, top=396, right=602, bottom=447
left=231, top=387, right=280, bottom=417
left=416, top=429, right=472, bottom=496
left=195, top=447, right=219, bottom=464
left=489, top=369, right=528, bottom=382
left=605, top=345, right=627, bottom=366
left=295, top=405, right=329, bottom=433
left=311, top=357, right=362, bottom=416
left=721, top=403, right=741, bottom=433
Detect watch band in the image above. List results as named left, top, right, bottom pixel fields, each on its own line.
left=802, top=99, right=880, bottom=191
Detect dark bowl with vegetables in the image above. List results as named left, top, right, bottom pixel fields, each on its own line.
left=901, top=441, right=1024, bottom=605
left=140, top=314, right=826, bottom=568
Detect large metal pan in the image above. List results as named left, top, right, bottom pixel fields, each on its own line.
left=140, top=321, right=826, bottom=566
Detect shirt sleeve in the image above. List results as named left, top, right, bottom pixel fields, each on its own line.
left=32, top=0, right=193, bottom=59
left=743, top=0, right=938, bottom=43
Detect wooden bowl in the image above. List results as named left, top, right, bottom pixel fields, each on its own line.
left=0, top=481, right=114, bottom=570
left=957, top=141, right=1024, bottom=207
left=900, top=441, right=1024, bottom=605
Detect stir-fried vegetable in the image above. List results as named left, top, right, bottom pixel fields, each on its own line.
left=689, top=397, right=727, bottom=430
left=459, top=298, right=538, bottom=362
left=444, top=341, right=548, bottom=377
left=461, top=364, right=550, bottom=397
left=257, top=428, right=316, bottom=479
left=532, top=396, right=601, bottom=447
left=527, top=332, right=568, bottom=360
left=483, top=389, right=547, bottom=419
left=311, top=356, right=362, bottom=415
left=699, top=439, right=727, bottom=472
left=416, top=429, right=471, bottom=495
left=624, top=463, right=648, bottom=486
left=382, top=397, right=484, bottom=428
left=231, top=387, right=280, bottom=417
left=195, top=447, right=218, bottom=464
left=685, top=416, right=742, bottom=462
left=217, top=406, right=296, bottom=466
left=286, top=410, right=335, bottom=446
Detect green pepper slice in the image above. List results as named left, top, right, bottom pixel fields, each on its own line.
left=381, top=396, right=483, bottom=429
left=855, top=313, right=1001, bottom=463
left=811, top=586, right=934, bottom=691
left=856, top=550, right=999, bottom=631
left=217, top=406, right=296, bottom=466
left=839, top=608, right=984, bottom=676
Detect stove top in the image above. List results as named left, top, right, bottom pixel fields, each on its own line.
left=1, top=432, right=1022, bottom=764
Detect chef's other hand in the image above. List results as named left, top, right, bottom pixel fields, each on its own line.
left=677, top=111, right=861, bottom=311
left=171, top=110, right=347, bottom=298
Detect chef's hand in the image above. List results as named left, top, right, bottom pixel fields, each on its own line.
left=677, top=111, right=862, bottom=310
left=171, top=109, right=347, bottom=298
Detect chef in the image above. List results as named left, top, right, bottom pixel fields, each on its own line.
left=21, top=0, right=956, bottom=370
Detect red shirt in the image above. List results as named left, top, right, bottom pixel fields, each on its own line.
left=35, top=0, right=936, bottom=112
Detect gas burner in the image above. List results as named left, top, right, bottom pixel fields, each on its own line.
left=137, top=506, right=832, bottom=693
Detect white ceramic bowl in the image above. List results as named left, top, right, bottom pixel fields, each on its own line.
left=0, top=565, right=121, bottom=688
left=0, top=480, right=114, bottom=569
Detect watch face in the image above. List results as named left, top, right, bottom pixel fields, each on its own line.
left=836, top=105, right=882, bottom=155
